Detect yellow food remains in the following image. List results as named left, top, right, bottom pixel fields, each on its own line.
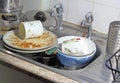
left=7, top=31, right=56, bottom=49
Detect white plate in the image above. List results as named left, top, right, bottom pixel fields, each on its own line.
left=3, top=30, right=57, bottom=51
left=3, top=43, right=56, bottom=53
left=57, top=36, right=96, bottom=56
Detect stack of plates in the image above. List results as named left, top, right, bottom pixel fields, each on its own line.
left=2, top=30, right=57, bottom=53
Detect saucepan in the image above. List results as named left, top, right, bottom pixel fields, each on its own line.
left=56, top=36, right=96, bottom=68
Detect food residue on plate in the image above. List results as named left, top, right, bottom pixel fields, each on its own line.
left=61, top=38, right=85, bottom=55
left=6, top=31, right=56, bottom=49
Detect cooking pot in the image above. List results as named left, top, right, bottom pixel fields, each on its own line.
left=0, top=0, right=22, bottom=13
left=56, top=36, right=96, bottom=68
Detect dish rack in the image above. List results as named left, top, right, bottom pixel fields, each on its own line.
left=105, top=49, right=120, bottom=83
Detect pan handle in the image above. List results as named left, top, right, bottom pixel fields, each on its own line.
left=2, top=15, right=17, bottom=21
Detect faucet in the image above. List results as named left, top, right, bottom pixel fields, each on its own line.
left=81, top=12, right=93, bottom=39
left=50, top=3, right=63, bottom=31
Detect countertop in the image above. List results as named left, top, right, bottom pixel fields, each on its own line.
left=0, top=22, right=113, bottom=83
left=0, top=51, right=78, bottom=83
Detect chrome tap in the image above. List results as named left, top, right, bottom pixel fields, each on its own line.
left=81, top=12, right=93, bottom=39
left=49, top=11, right=58, bottom=31
left=49, top=3, right=63, bottom=31
left=54, top=3, right=64, bottom=30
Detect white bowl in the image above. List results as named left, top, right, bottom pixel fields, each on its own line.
left=56, top=36, right=96, bottom=68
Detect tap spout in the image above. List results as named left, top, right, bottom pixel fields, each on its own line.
left=54, top=3, right=64, bottom=30
left=81, top=12, right=93, bottom=39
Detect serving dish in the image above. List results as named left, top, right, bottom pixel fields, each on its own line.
left=56, top=36, right=96, bottom=68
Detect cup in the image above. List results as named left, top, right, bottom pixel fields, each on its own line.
left=18, top=20, right=44, bottom=39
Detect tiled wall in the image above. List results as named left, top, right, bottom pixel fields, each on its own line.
left=22, top=0, right=120, bottom=34
left=62, top=0, right=120, bottom=34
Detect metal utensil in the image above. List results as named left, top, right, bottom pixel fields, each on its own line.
left=0, top=0, right=22, bottom=13
left=106, top=21, right=120, bottom=55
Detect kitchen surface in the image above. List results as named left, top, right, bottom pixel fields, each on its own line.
left=0, top=22, right=113, bottom=83
left=0, top=0, right=120, bottom=83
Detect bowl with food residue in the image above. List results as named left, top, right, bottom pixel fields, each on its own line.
left=56, top=36, right=96, bottom=68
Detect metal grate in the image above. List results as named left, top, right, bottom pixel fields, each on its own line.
left=105, top=49, right=120, bottom=83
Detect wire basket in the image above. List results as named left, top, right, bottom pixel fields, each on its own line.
left=105, top=49, right=120, bottom=83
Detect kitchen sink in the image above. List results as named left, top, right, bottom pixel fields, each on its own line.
left=46, top=23, right=83, bottom=38
left=0, top=22, right=113, bottom=83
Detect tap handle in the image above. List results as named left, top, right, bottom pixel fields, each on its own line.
left=54, top=3, right=63, bottom=9
left=54, top=3, right=63, bottom=14
left=85, top=12, right=93, bottom=23
left=50, top=11, right=55, bottom=17
left=81, top=20, right=86, bottom=27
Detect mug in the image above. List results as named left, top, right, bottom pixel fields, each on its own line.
left=18, top=20, right=44, bottom=39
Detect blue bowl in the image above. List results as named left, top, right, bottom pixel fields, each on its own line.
left=56, top=49, right=96, bottom=68
left=56, top=36, right=96, bottom=68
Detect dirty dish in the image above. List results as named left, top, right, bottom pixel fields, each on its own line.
left=3, top=30, right=57, bottom=51
left=56, top=36, right=96, bottom=68
left=18, top=20, right=44, bottom=39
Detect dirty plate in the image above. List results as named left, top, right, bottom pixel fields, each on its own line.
left=3, top=30, right=57, bottom=51
left=3, top=42, right=57, bottom=53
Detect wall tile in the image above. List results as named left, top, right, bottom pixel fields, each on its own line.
left=93, top=3, right=120, bottom=34
left=66, top=0, right=93, bottom=25
left=21, top=0, right=62, bottom=12
left=61, top=0, right=69, bottom=21
left=48, top=0, right=60, bottom=10
left=21, top=0, right=42, bottom=12
left=95, top=0, right=120, bottom=8
left=118, top=12, right=120, bottom=20
left=21, top=0, right=120, bottom=34
left=86, top=0, right=94, bottom=2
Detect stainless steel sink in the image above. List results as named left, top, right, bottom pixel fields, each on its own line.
left=45, top=22, right=83, bottom=38
left=0, top=22, right=113, bottom=83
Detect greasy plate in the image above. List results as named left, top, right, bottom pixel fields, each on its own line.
left=3, top=43, right=57, bottom=53
left=3, top=30, right=57, bottom=51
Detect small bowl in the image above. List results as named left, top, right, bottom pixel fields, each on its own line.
left=56, top=36, right=96, bottom=68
